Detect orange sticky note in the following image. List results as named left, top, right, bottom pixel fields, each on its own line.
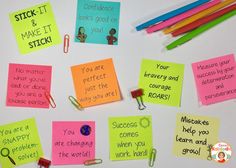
left=71, top=58, right=121, bottom=107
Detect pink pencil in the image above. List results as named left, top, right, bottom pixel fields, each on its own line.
left=146, top=0, right=221, bottom=33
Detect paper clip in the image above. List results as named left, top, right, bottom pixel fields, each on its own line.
left=68, top=96, right=83, bottom=110
left=131, top=89, right=146, bottom=110
left=44, top=91, right=56, bottom=108
left=63, top=34, right=70, bottom=53
left=38, top=157, right=51, bottom=168
left=84, top=159, right=102, bottom=166
left=207, top=144, right=213, bottom=161
left=149, top=148, right=157, bottom=167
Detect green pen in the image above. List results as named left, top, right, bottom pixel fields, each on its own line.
left=166, top=10, right=236, bottom=50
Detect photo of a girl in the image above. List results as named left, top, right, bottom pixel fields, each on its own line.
left=77, top=27, right=87, bottom=43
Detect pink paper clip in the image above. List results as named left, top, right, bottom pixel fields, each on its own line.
left=131, top=89, right=146, bottom=110
left=44, top=91, right=56, bottom=108
left=38, top=157, right=51, bottom=168
left=63, top=34, right=70, bottom=53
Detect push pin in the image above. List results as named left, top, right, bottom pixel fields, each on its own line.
left=38, top=157, right=51, bottom=168
left=131, top=89, right=146, bottom=110
left=80, top=125, right=91, bottom=136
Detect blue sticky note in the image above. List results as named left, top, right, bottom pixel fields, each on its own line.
left=75, top=0, right=120, bottom=45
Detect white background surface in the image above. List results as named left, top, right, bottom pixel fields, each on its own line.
left=1, top=0, right=236, bottom=168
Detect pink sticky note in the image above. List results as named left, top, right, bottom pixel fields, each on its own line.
left=52, top=121, right=95, bottom=165
left=6, top=63, right=52, bottom=108
left=192, top=54, right=236, bottom=105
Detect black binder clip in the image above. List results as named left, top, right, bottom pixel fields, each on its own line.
left=38, top=157, right=51, bottom=168
left=131, top=88, right=146, bottom=110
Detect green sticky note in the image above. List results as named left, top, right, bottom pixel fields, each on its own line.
left=173, top=113, right=220, bottom=159
left=139, top=59, right=184, bottom=107
left=0, top=118, right=43, bottom=168
left=109, top=116, right=152, bottom=161
left=9, top=2, right=61, bottom=54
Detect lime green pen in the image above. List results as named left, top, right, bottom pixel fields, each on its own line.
left=166, top=10, right=236, bottom=50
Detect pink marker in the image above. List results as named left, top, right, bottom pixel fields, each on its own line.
left=146, top=0, right=221, bottom=33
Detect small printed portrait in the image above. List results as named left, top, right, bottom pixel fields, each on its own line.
left=217, top=152, right=226, bottom=163
left=77, top=26, right=87, bottom=43
left=106, top=28, right=117, bottom=45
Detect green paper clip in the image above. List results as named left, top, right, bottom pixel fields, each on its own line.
left=207, top=144, right=213, bottom=161
left=68, top=96, right=83, bottom=110
left=84, top=159, right=102, bottom=166
left=149, top=148, right=157, bottom=167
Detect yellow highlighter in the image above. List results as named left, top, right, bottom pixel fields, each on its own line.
left=163, top=0, right=236, bottom=34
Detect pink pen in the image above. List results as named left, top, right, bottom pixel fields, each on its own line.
left=146, top=0, right=221, bottom=33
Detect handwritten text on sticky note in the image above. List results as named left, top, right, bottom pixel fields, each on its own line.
left=173, top=113, right=219, bottom=159
left=71, top=58, right=121, bottom=107
left=139, top=59, right=184, bottom=107
left=9, top=2, right=61, bottom=54
left=6, top=63, right=52, bottom=108
left=75, top=0, right=120, bottom=45
left=0, top=118, right=43, bottom=168
left=109, top=116, right=152, bottom=161
left=52, top=121, right=95, bottom=165
left=192, top=54, right=236, bottom=105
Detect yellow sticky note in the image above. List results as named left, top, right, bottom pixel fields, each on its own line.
left=0, top=118, right=43, bottom=168
left=139, top=59, right=184, bottom=107
left=71, top=58, right=121, bottom=107
left=173, top=113, right=220, bottom=159
left=9, top=2, right=61, bottom=54
left=109, top=116, right=152, bottom=161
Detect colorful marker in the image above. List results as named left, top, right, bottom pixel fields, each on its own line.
left=136, top=0, right=210, bottom=31
left=163, top=0, right=236, bottom=34
left=166, top=10, right=236, bottom=50
left=146, top=0, right=220, bottom=33
left=171, top=4, right=236, bottom=37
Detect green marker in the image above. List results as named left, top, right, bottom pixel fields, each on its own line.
left=166, top=10, right=236, bottom=50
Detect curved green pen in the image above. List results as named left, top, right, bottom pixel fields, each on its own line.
left=166, top=10, right=236, bottom=50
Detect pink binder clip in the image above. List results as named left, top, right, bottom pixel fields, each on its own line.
left=131, top=89, right=146, bottom=110
left=38, top=157, right=51, bottom=168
